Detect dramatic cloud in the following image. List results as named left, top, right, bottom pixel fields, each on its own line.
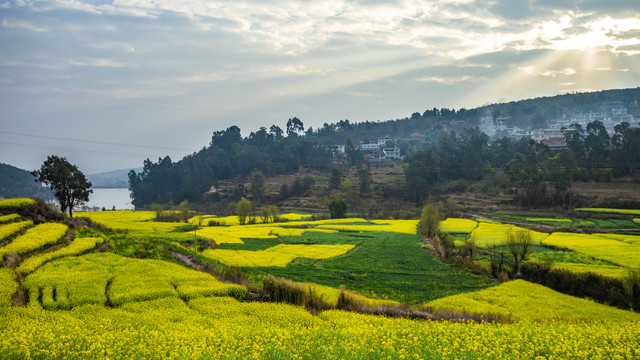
left=0, top=0, right=638, bottom=173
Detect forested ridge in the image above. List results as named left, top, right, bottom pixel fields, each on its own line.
left=128, top=125, right=332, bottom=207
left=128, top=88, right=640, bottom=208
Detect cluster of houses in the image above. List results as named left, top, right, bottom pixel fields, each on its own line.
left=495, top=101, right=639, bottom=149
left=333, top=136, right=402, bottom=161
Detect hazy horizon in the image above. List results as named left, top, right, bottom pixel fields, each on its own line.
left=1, top=0, right=639, bottom=174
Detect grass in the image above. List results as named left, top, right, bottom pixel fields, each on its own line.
left=243, top=231, right=495, bottom=304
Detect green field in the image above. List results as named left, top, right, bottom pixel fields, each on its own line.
left=245, top=231, right=495, bottom=304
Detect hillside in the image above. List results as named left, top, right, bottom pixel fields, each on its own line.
left=87, top=168, right=142, bottom=188
left=126, top=88, right=640, bottom=210
left=0, top=163, right=52, bottom=200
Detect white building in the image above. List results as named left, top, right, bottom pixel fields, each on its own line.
left=383, top=147, right=401, bottom=160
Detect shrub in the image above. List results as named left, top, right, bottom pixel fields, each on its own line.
left=328, top=199, right=347, bottom=219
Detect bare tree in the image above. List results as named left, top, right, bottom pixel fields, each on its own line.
left=506, top=228, right=535, bottom=275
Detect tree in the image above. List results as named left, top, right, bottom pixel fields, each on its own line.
left=356, top=164, right=371, bottom=194
left=420, top=203, right=440, bottom=239
left=286, top=117, right=304, bottom=136
left=249, top=169, right=265, bottom=203
left=236, top=199, right=253, bottom=225
left=32, top=155, right=92, bottom=218
left=269, top=125, right=284, bottom=140
left=178, top=200, right=191, bottom=222
left=506, top=228, right=535, bottom=275
left=585, top=120, right=610, bottom=169
left=328, top=168, right=342, bottom=191
left=328, top=199, right=347, bottom=219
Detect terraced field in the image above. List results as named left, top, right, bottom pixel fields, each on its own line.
left=0, top=202, right=638, bottom=359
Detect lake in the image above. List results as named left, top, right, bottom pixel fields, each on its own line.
left=80, top=188, right=134, bottom=211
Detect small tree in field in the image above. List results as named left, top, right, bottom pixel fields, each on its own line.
left=328, top=199, right=347, bottom=219
left=237, top=199, right=252, bottom=225
left=420, top=203, right=440, bottom=238
left=506, top=228, right=535, bottom=275
left=178, top=200, right=191, bottom=222
left=32, top=155, right=92, bottom=218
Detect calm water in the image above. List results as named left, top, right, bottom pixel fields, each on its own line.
left=81, top=188, right=133, bottom=211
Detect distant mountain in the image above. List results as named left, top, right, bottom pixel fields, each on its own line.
left=88, top=168, right=142, bottom=188
left=0, top=163, right=53, bottom=199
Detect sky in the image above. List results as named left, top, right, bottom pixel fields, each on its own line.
left=1, top=0, right=639, bottom=174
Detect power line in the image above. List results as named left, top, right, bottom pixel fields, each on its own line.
left=0, top=130, right=191, bottom=152
left=0, top=141, right=160, bottom=158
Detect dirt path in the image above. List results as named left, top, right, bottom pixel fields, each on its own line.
left=168, top=248, right=206, bottom=271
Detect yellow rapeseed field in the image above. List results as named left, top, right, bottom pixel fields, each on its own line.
left=427, top=279, right=640, bottom=322
left=0, top=223, right=67, bottom=261
left=439, top=218, right=478, bottom=233
left=541, top=232, right=640, bottom=268
left=201, top=244, right=355, bottom=267
left=0, top=268, right=17, bottom=308
left=0, top=295, right=637, bottom=359
left=0, top=220, right=33, bottom=241
left=316, top=220, right=419, bottom=234
left=469, top=222, right=548, bottom=247
left=0, top=213, right=20, bottom=224
left=17, top=237, right=104, bottom=274
left=23, top=253, right=246, bottom=310
left=0, top=198, right=36, bottom=208
left=78, top=210, right=185, bottom=235
left=575, top=207, right=640, bottom=216
left=553, top=263, right=626, bottom=279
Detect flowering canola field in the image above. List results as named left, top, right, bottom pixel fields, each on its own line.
left=427, top=279, right=640, bottom=323
left=0, top=295, right=638, bottom=360
left=3, top=206, right=638, bottom=359
left=201, top=244, right=355, bottom=267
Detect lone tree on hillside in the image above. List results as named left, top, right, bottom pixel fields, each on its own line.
left=32, top=155, right=92, bottom=218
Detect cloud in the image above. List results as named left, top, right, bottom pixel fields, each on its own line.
left=416, top=75, right=478, bottom=84
left=1, top=18, right=47, bottom=32
left=67, top=58, right=125, bottom=68
left=518, top=66, right=577, bottom=77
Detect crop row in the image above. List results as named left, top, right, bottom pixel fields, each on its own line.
left=0, top=295, right=638, bottom=359
left=17, top=237, right=105, bottom=274
left=0, top=268, right=17, bottom=308
left=24, top=252, right=246, bottom=310
left=0, top=220, right=33, bottom=241
left=576, top=208, right=640, bottom=216
left=0, top=223, right=67, bottom=261
left=0, top=198, right=36, bottom=209
left=0, top=213, right=20, bottom=224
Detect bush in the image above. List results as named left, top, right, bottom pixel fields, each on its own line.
left=328, top=199, right=347, bottom=219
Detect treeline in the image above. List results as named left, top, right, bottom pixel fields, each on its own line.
left=405, top=120, right=640, bottom=206
left=128, top=125, right=332, bottom=208
left=306, top=87, right=639, bottom=144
